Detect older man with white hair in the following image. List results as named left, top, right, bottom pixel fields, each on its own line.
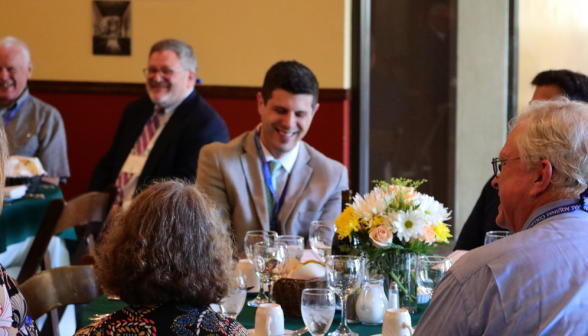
left=0, top=37, right=69, bottom=184
left=415, top=100, right=588, bottom=335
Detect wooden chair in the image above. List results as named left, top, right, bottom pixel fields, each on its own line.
left=19, top=265, right=101, bottom=336
left=17, top=187, right=117, bottom=284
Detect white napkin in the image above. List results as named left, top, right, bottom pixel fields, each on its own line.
left=6, top=156, right=46, bottom=177
left=4, top=185, right=27, bottom=199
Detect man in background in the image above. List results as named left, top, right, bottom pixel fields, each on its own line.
left=89, top=39, right=229, bottom=206
left=197, top=61, right=348, bottom=252
left=454, top=69, right=588, bottom=250
left=0, top=37, right=70, bottom=184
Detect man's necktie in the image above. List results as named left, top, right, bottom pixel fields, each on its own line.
left=115, top=107, right=165, bottom=203
left=266, top=160, right=282, bottom=231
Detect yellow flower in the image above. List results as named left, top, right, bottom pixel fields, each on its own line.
left=335, top=206, right=360, bottom=241
left=433, top=223, right=453, bottom=244
left=368, top=215, right=386, bottom=233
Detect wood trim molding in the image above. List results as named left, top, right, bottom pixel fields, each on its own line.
left=28, top=80, right=352, bottom=101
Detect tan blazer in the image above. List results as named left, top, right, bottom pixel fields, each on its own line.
left=196, top=131, right=349, bottom=253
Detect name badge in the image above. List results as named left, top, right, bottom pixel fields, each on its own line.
left=121, top=155, right=147, bottom=175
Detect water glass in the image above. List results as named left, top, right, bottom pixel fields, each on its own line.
left=484, top=230, right=510, bottom=245
left=244, top=230, right=278, bottom=306
left=416, top=256, right=452, bottom=298
left=253, top=241, right=289, bottom=303
left=278, top=235, right=305, bottom=261
left=220, top=274, right=247, bottom=318
left=301, top=289, right=336, bottom=336
left=326, top=255, right=363, bottom=336
left=309, top=221, right=335, bottom=262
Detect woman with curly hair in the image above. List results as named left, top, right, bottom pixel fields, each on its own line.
left=75, top=181, right=249, bottom=336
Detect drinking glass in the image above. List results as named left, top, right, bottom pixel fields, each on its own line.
left=309, top=221, right=335, bottom=262
left=416, top=256, right=453, bottom=298
left=326, top=255, right=363, bottom=336
left=484, top=230, right=510, bottom=245
left=253, top=241, right=289, bottom=303
left=278, top=235, right=305, bottom=261
left=220, top=274, right=247, bottom=318
left=301, top=289, right=336, bottom=336
left=244, top=230, right=278, bottom=306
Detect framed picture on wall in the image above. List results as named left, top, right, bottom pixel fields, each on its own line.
left=92, top=1, right=131, bottom=56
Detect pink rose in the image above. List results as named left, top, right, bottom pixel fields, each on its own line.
left=418, top=225, right=436, bottom=245
left=369, top=225, right=393, bottom=248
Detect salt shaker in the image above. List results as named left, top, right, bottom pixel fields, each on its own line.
left=388, top=281, right=399, bottom=309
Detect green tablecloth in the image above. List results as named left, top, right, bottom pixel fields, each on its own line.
left=0, top=182, right=76, bottom=253
left=80, top=294, right=429, bottom=336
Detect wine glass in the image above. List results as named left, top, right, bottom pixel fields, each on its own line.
left=278, top=235, right=305, bottom=261
left=484, top=230, right=509, bottom=245
left=244, top=230, right=278, bottom=306
left=301, top=288, right=336, bottom=336
left=416, top=256, right=453, bottom=298
left=326, top=255, right=363, bottom=336
left=253, top=241, right=288, bottom=303
left=309, top=221, right=335, bottom=261
left=220, top=274, right=247, bottom=318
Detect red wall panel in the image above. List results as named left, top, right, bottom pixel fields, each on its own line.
left=32, top=92, right=349, bottom=200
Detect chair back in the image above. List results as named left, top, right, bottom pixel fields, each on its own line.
left=54, top=191, right=112, bottom=234
left=19, top=265, right=101, bottom=320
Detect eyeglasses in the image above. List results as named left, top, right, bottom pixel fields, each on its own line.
left=491, top=157, right=521, bottom=178
left=142, top=67, right=185, bottom=79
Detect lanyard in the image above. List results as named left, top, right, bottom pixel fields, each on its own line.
left=3, top=97, right=28, bottom=127
left=527, top=201, right=588, bottom=229
left=253, top=131, right=291, bottom=230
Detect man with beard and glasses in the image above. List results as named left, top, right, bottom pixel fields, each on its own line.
left=197, top=61, right=348, bottom=253
left=89, top=39, right=229, bottom=207
left=0, top=36, right=70, bottom=185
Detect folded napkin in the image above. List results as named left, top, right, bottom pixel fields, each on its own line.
left=6, top=156, right=46, bottom=177
left=4, top=185, right=27, bottom=199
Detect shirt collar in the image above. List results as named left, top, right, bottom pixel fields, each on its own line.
left=522, top=198, right=584, bottom=231
left=0, top=87, right=29, bottom=111
left=158, top=88, right=194, bottom=114
left=258, top=131, right=300, bottom=173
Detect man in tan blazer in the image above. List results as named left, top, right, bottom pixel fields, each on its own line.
left=197, top=61, right=348, bottom=253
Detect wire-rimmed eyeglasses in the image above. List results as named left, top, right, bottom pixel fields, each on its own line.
left=142, top=67, right=184, bottom=79
left=491, top=157, right=521, bottom=178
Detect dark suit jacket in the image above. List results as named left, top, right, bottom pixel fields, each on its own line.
left=89, top=90, right=229, bottom=194
left=454, top=177, right=503, bottom=251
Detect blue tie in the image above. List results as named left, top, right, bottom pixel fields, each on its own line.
left=266, top=160, right=282, bottom=230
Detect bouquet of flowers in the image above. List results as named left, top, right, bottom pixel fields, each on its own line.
left=335, top=178, right=452, bottom=309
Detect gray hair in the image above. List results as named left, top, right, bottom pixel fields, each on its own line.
left=509, top=99, right=588, bottom=197
left=0, top=36, right=31, bottom=64
left=150, top=39, right=197, bottom=73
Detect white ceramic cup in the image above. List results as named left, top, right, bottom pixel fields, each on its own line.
left=255, top=303, right=285, bottom=336
left=238, top=259, right=260, bottom=291
left=383, top=308, right=414, bottom=336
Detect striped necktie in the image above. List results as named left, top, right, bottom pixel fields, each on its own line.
left=115, top=107, right=165, bottom=203
left=266, top=160, right=282, bottom=231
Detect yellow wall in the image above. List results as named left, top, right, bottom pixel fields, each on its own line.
left=518, top=0, right=588, bottom=109
left=1, top=0, right=350, bottom=88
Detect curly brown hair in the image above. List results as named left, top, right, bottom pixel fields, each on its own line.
left=95, top=180, right=234, bottom=305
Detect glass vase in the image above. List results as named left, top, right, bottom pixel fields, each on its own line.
left=389, top=252, right=417, bottom=314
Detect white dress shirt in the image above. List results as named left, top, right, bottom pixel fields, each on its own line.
left=260, top=140, right=300, bottom=197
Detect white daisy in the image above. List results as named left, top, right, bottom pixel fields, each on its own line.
left=418, top=194, right=452, bottom=226
left=391, top=210, right=426, bottom=242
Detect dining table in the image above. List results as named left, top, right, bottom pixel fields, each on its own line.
left=79, top=294, right=429, bottom=335
left=0, top=182, right=76, bottom=253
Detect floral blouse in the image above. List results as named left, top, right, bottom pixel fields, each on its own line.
left=0, top=264, right=35, bottom=336
left=75, top=303, right=249, bottom=336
